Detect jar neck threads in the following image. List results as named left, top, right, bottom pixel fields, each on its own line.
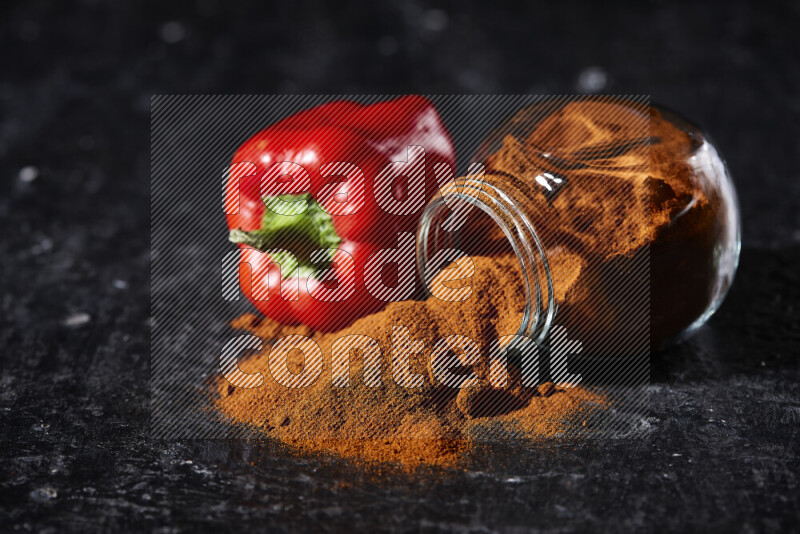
left=416, top=178, right=556, bottom=345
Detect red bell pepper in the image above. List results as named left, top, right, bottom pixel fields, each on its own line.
left=224, top=96, right=455, bottom=331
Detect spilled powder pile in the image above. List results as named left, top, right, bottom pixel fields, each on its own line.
left=214, top=254, right=609, bottom=469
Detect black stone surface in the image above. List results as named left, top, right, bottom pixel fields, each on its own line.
left=1, top=1, right=798, bottom=532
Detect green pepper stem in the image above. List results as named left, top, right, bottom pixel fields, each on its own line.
left=229, top=193, right=342, bottom=278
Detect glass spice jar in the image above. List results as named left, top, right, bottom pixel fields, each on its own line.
left=417, top=97, right=740, bottom=350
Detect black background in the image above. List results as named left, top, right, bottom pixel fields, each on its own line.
left=1, top=0, right=798, bottom=532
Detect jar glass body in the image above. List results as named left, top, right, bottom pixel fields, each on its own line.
left=417, top=98, right=741, bottom=350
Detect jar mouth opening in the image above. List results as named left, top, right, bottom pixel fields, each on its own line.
left=416, top=181, right=555, bottom=346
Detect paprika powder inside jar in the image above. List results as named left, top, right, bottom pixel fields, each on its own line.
left=417, top=97, right=740, bottom=351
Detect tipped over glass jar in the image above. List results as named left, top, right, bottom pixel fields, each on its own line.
left=417, top=97, right=740, bottom=351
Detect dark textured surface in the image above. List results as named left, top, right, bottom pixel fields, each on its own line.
left=1, top=1, right=799, bottom=532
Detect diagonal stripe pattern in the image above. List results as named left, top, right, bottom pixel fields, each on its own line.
left=151, top=95, right=651, bottom=442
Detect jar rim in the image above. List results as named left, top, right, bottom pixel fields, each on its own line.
left=416, top=179, right=556, bottom=346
